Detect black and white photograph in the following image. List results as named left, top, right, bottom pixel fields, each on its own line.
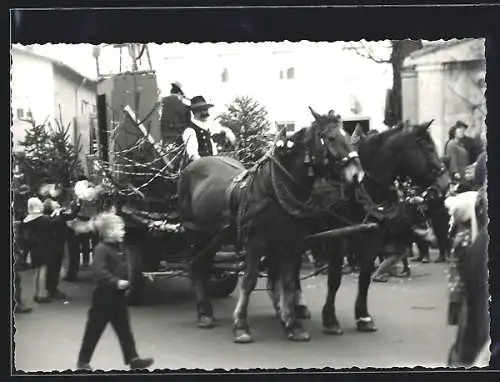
left=11, top=38, right=489, bottom=371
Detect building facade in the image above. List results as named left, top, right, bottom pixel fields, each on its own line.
left=401, top=38, right=486, bottom=156
left=150, top=42, right=392, bottom=134
left=11, top=46, right=97, bottom=153
left=11, top=46, right=98, bottom=174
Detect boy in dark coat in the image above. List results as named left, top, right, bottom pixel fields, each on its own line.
left=76, top=212, right=154, bottom=371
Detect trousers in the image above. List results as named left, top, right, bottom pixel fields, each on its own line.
left=78, top=287, right=138, bottom=365
left=46, top=243, right=65, bottom=294
left=66, top=229, right=97, bottom=280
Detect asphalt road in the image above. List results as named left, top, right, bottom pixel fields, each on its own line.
left=13, top=251, right=457, bottom=372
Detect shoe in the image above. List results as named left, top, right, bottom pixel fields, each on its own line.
left=435, top=256, right=446, bottom=263
left=34, top=296, right=52, bottom=304
left=421, top=257, right=430, bottom=264
left=15, top=305, right=33, bottom=314
left=129, top=357, right=154, bottom=370
left=76, top=361, right=93, bottom=371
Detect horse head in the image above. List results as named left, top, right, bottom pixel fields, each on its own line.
left=357, top=120, right=450, bottom=197
left=307, top=107, right=364, bottom=185
left=273, top=107, right=364, bottom=186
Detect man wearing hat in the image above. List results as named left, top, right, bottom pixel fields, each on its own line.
left=182, top=95, right=218, bottom=162
left=160, top=82, right=191, bottom=146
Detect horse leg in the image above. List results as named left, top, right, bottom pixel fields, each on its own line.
left=354, top=232, right=380, bottom=332
left=294, top=262, right=311, bottom=320
left=233, top=232, right=263, bottom=344
left=267, top=261, right=281, bottom=318
left=279, top=256, right=310, bottom=342
left=187, top=230, right=215, bottom=329
left=322, top=239, right=344, bottom=335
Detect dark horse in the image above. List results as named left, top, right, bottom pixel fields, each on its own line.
left=313, top=121, right=451, bottom=335
left=177, top=108, right=364, bottom=343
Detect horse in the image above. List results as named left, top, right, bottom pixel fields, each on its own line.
left=177, top=107, right=364, bottom=343
left=312, top=121, right=451, bottom=335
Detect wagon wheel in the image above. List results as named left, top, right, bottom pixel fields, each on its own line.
left=207, top=271, right=239, bottom=298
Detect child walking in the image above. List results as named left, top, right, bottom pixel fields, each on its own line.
left=76, top=212, right=154, bottom=371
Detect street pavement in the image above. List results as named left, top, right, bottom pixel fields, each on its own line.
left=13, top=251, right=457, bottom=372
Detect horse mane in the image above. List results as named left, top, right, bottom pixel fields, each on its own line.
left=358, top=128, right=401, bottom=165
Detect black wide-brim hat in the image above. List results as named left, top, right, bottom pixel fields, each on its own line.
left=190, top=95, right=214, bottom=111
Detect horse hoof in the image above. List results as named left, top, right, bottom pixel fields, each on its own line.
left=288, top=331, right=311, bottom=342
left=323, top=325, right=344, bottom=335
left=233, top=329, right=254, bottom=344
left=286, top=325, right=311, bottom=342
left=295, top=305, right=312, bottom=320
left=197, top=315, right=215, bottom=329
left=356, top=317, right=378, bottom=332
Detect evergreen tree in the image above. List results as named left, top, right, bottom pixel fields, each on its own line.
left=18, top=118, right=54, bottom=190
left=49, top=114, right=84, bottom=187
left=18, top=110, right=84, bottom=191
left=216, top=96, right=272, bottom=168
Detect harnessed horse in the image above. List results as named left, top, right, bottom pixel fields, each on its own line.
left=308, top=121, right=451, bottom=335
left=177, top=107, right=364, bottom=343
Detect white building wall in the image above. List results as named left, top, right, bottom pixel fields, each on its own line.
left=11, top=50, right=55, bottom=147
left=154, top=42, right=392, bottom=134
left=53, top=69, right=96, bottom=148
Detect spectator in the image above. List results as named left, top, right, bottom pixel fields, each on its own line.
left=13, top=221, right=32, bottom=314
left=445, top=121, right=472, bottom=182
left=23, top=197, right=53, bottom=303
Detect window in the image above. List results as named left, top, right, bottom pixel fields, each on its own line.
left=81, top=100, right=89, bottom=115
left=276, top=122, right=295, bottom=133
left=26, top=110, right=33, bottom=120
left=16, top=108, right=24, bottom=119
left=279, top=67, right=295, bottom=80
left=221, top=68, right=229, bottom=83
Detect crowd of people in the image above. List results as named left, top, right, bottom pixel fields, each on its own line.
left=13, top=178, right=99, bottom=311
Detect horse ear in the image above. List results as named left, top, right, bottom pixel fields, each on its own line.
left=309, top=106, right=322, bottom=122
left=274, top=127, right=287, bottom=142
left=416, top=119, right=434, bottom=135
left=351, top=123, right=366, bottom=147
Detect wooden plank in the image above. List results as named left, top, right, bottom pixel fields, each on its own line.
left=304, top=222, right=379, bottom=241
left=123, top=105, right=170, bottom=168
